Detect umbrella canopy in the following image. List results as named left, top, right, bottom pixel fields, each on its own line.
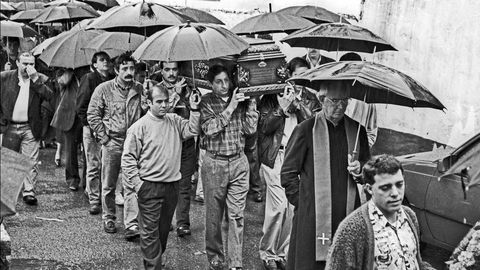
left=31, top=30, right=70, bottom=55
left=70, top=17, right=95, bottom=30
left=87, top=1, right=194, bottom=36
left=81, top=0, right=119, bottom=12
left=231, top=12, right=315, bottom=35
left=0, top=20, right=38, bottom=38
left=276, top=5, right=349, bottom=24
left=31, top=4, right=99, bottom=23
left=442, top=134, right=480, bottom=189
left=9, top=9, right=42, bottom=22
left=83, top=31, right=145, bottom=58
left=1, top=147, right=35, bottom=218
left=39, top=29, right=104, bottom=68
left=177, top=7, right=224, bottom=25
left=281, top=23, right=396, bottom=53
left=1, top=1, right=16, bottom=11
left=133, top=22, right=249, bottom=62
left=288, top=61, right=445, bottom=110
left=11, top=2, right=45, bottom=11
left=0, top=13, right=7, bottom=20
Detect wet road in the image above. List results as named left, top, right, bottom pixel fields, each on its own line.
left=4, top=148, right=450, bottom=269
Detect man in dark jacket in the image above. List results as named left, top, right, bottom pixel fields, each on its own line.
left=51, top=68, right=82, bottom=191
left=76, top=51, right=113, bottom=215
left=0, top=51, right=53, bottom=205
left=281, top=81, right=370, bottom=270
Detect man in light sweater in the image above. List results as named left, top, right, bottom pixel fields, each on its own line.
left=121, top=84, right=201, bottom=270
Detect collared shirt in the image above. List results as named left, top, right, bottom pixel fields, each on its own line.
left=200, top=93, right=258, bottom=156
left=12, top=76, right=30, bottom=122
left=368, top=200, right=419, bottom=270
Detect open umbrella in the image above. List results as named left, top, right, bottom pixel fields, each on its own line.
left=289, top=61, right=444, bottom=109
left=70, top=17, right=95, bottom=30
left=31, top=3, right=99, bottom=23
left=0, top=20, right=38, bottom=38
left=44, top=0, right=95, bottom=10
left=9, top=9, right=42, bottom=22
left=81, top=0, right=119, bottom=12
left=231, top=12, right=315, bottom=35
left=281, top=23, right=396, bottom=53
left=442, top=134, right=480, bottom=189
left=39, top=28, right=104, bottom=68
left=11, top=2, right=45, bottom=11
left=83, top=31, right=145, bottom=58
left=276, top=5, right=349, bottom=24
left=133, top=22, right=248, bottom=62
left=86, top=1, right=194, bottom=36
left=177, top=7, right=224, bottom=25
left=31, top=30, right=70, bottom=55
left=1, top=147, right=35, bottom=218
left=289, top=61, right=445, bottom=158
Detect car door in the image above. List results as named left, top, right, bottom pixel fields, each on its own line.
left=424, top=150, right=480, bottom=250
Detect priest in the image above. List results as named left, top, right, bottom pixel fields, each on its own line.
left=280, top=81, right=371, bottom=270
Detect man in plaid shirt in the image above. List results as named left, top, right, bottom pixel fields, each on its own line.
left=200, top=64, right=258, bottom=270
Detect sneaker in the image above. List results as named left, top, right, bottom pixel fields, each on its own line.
left=89, top=204, right=101, bottom=215
left=125, top=225, right=140, bottom=241
left=23, top=195, right=38, bottom=205
left=104, top=220, right=117, bottom=234
left=115, top=194, right=124, bottom=206
left=176, top=225, right=191, bottom=237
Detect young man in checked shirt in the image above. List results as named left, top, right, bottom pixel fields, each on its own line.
left=200, top=64, right=259, bottom=270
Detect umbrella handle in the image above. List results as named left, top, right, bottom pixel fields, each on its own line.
left=352, top=89, right=368, bottom=161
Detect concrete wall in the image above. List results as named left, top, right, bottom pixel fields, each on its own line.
left=359, top=0, right=480, bottom=147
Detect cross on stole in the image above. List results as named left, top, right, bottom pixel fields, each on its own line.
left=317, top=233, right=329, bottom=245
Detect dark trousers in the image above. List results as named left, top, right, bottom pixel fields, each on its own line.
left=176, top=139, right=196, bottom=227
left=245, top=134, right=262, bottom=195
left=138, top=180, right=179, bottom=270
left=64, top=118, right=83, bottom=188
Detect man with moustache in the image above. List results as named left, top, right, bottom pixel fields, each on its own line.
left=281, top=81, right=370, bottom=270
left=87, top=52, right=144, bottom=235
left=200, top=64, right=259, bottom=270
left=76, top=51, right=114, bottom=215
left=122, top=84, right=201, bottom=270
left=0, top=51, right=53, bottom=205
left=158, top=61, right=197, bottom=238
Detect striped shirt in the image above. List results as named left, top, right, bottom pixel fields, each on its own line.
left=200, top=92, right=258, bottom=156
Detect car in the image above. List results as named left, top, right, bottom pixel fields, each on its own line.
left=398, top=133, right=480, bottom=251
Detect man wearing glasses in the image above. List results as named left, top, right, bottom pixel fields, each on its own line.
left=280, top=81, right=371, bottom=270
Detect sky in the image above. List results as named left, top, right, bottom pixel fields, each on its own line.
left=122, top=0, right=362, bottom=16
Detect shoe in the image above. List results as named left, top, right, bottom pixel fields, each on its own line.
left=89, top=204, right=101, bottom=215
left=176, top=225, right=191, bottom=237
left=115, top=194, right=124, bottom=206
left=104, top=220, right=117, bottom=234
left=125, top=225, right=140, bottom=241
left=254, top=193, right=263, bottom=203
left=276, top=259, right=286, bottom=270
left=209, top=260, right=223, bottom=270
left=263, top=260, right=278, bottom=270
left=23, top=195, right=38, bottom=205
left=194, top=195, right=204, bottom=204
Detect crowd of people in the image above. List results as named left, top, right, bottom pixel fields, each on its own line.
left=1, top=34, right=436, bottom=270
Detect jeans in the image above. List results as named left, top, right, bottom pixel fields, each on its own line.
left=123, top=171, right=139, bottom=230
left=195, top=149, right=206, bottom=199
left=245, top=134, right=262, bottom=195
left=138, top=181, right=179, bottom=270
left=258, top=150, right=294, bottom=261
left=202, top=152, right=249, bottom=269
left=3, top=123, right=39, bottom=197
left=101, top=136, right=124, bottom=221
left=83, top=126, right=101, bottom=205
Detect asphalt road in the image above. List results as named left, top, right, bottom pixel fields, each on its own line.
left=4, top=148, right=451, bottom=270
